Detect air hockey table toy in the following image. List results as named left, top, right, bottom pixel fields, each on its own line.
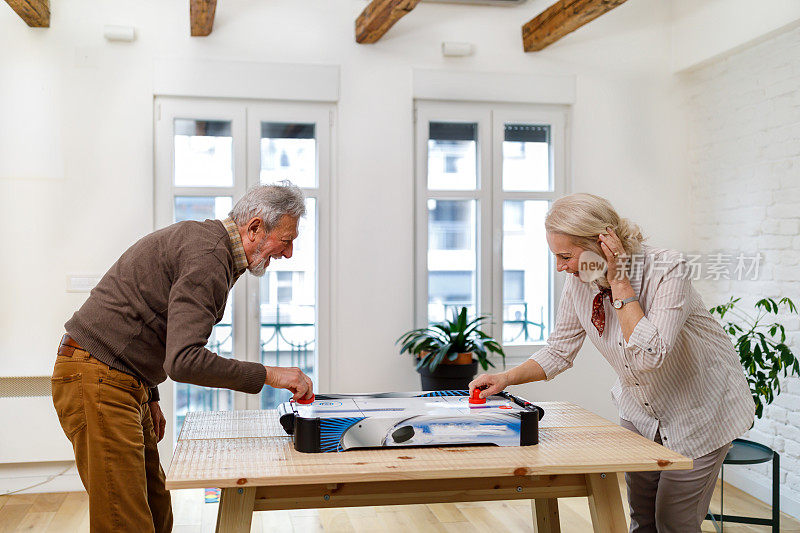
left=278, top=390, right=544, bottom=453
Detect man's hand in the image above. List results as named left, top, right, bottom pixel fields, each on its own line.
left=468, top=372, right=510, bottom=399
left=149, top=401, right=166, bottom=442
left=265, top=366, right=314, bottom=401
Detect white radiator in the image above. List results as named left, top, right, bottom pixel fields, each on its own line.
left=0, top=376, right=74, bottom=464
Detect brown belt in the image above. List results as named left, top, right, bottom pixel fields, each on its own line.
left=57, top=334, right=150, bottom=398
left=58, top=333, right=88, bottom=357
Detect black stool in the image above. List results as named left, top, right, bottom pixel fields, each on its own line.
left=705, top=438, right=779, bottom=533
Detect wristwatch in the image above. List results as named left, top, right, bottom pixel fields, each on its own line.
left=612, top=296, right=638, bottom=309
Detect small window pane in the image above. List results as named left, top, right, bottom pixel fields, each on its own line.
left=503, top=270, right=524, bottom=301
left=502, top=124, right=551, bottom=192
left=260, top=122, right=316, bottom=188
left=428, top=199, right=477, bottom=322
left=503, top=200, right=550, bottom=344
left=174, top=196, right=232, bottom=223
left=174, top=119, right=233, bottom=187
left=277, top=271, right=293, bottom=303
left=428, top=122, right=477, bottom=190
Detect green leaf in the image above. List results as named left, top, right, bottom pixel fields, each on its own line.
left=753, top=344, right=764, bottom=368
left=428, top=345, right=451, bottom=372
left=779, top=297, right=797, bottom=313
left=416, top=352, right=432, bottom=371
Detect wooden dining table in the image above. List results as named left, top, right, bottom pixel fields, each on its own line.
left=165, top=401, right=691, bottom=532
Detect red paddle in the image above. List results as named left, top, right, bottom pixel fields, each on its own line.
left=469, top=388, right=486, bottom=405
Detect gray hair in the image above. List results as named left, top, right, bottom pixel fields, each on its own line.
left=229, top=181, right=306, bottom=230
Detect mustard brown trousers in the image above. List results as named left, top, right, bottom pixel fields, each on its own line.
left=51, top=340, right=173, bottom=532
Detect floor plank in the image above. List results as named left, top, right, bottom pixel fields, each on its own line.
left=0, top=498, right=35, bottom=533
left=2, top=479, right=800, bottom=532
left=427, top=502, right=466, bottom=523
left=33, top=492, right=67, bottom=513
left=16, top=510, right=57, bottom=532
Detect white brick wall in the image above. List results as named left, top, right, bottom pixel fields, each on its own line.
left=682, top=23, right=800, bottom=515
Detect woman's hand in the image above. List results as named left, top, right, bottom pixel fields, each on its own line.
left=469, top=372, right=510, bottom=399
left=598, top=226, right=628, bottom=285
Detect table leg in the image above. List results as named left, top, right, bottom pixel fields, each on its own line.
left=215, top=487, right=256, bottom=533
left=532, top=498, right=561, bottom=533
left=586, top=473, right=627, bottom=533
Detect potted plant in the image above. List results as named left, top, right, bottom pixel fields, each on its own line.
left=710, top=297, right=799, bottom=418
left=707, top=296, right=798, bottom=528
left=397, top=307, right=505, bottom=390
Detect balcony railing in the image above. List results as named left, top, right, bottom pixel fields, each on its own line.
left=428, top=301, right=546, bottom=344
left=259, top=304, right=315, bottom=409
left=174, top=304, right=316, bottom=433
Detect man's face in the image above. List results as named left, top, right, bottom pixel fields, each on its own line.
left=248, top=215, right=300, bottom=277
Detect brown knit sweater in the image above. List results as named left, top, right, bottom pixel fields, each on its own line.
left=65, top=219, right=266, bottom=396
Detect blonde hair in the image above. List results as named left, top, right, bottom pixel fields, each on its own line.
left=545, top=193, right=645, bottom=286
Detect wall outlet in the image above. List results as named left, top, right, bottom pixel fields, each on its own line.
left=66, top=274, right=100, bottom=293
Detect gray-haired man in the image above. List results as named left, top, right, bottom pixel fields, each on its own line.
left=51, top=181, right=314, bottom=532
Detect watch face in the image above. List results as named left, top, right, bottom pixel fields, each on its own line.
left=613, top=300, right=622, bottom=309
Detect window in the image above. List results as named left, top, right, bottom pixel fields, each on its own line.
left=155, top=98, right=332, bottom=442
left=415, top=101, right=566, bottom=358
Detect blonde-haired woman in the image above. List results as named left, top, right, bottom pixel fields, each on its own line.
left=470, top=193, right=754, bottom=533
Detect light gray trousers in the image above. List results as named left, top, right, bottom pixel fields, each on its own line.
left=621, top=419, right=730, bottom=533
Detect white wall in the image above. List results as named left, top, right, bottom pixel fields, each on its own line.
left=671, top=0, right=800, bottom=72
left=0, top=0, right=687, bottom=490
left=681, top=21, right=800, bottom=517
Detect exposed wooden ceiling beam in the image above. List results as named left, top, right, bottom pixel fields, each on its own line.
left=356, top=0, right=421, bottom=44
left=4, top=0, right=49, bottom=27
left=522, top=0, right=628, bottom=52
left=190, top=0, right=216, bottom=37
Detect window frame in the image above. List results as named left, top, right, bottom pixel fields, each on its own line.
left=245, top=100, right=333, bottom=410
left=154, top=97, right=333, bottom=455
left=414, top=100, right=568, bottom=361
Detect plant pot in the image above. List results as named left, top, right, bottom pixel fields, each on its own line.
left=417, top=351, right=474, bottom=366
left=418, top=359, right=478, bottom=391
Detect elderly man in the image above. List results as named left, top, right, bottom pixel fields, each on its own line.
left=51, top=182, right=314, bottom=532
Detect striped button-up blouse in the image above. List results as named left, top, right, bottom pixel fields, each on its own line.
left=531, top=245, right=755, bottom=459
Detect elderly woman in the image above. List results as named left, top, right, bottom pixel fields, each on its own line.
left=470, top=193, right=754, bottom=533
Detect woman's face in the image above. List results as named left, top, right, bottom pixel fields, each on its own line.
left=546, top=232, right=585, bottom=278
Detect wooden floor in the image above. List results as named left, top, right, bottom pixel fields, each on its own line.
left=1, top=476, right=798, bottom=532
